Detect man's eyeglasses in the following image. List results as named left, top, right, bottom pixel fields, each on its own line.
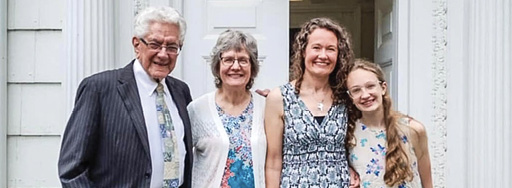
left=220, top=56, right=251, bottom=67
left=139, top=38, right=180, bottom=55
left=346, top=81, right=383, bottom=98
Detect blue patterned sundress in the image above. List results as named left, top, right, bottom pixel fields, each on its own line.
left=280, top=83, right=350, bottom=188
left=217, top=99, right=255, bottom=188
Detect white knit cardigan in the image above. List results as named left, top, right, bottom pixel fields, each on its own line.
left=187, top=91, right=267, bottom=188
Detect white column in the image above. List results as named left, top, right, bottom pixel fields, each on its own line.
left=65, top=0, right=115, bottom=111
left=0, top=0, right=7, bottom=186
left=466, top=0, right=511, bottom=187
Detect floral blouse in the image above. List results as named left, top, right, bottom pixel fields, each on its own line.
left=216, top=100, right=255, bottom=188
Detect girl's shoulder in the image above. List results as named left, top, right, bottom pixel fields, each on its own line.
left=395, top=114, right=428, bottom=145
left=396, top=114, right=429, bottom=157
left=395, top=114, right=425, bottom=134
left=400, top=116, right=426, bottom=136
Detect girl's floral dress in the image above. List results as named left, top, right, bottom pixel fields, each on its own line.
left=349, top=118, right=422, bottom=188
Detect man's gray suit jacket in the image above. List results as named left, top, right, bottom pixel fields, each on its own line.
left=58, top=60, right=193, bottom=188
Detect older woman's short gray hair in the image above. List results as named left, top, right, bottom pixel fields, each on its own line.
left=133, top=6, right=187, bottom=45
left=210, top=30, right=259, bottom=89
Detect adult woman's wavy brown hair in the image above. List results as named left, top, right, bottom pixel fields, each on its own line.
left=290, top=17, right=354, bottom=105
left=343, top=59, right=413, bottom=186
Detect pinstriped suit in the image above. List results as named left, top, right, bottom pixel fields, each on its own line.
left=58, top=61, right=193, bottom=188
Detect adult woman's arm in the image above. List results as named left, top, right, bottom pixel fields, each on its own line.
left=264, top=88, right=285, bottom=188
left=410, top=119, right=433, bottom=188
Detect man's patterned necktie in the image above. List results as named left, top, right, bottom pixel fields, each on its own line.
left=155, top=83, right=180, bottom=188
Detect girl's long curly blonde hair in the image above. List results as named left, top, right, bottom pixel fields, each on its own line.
left=343, top=59, right=413, bottom=186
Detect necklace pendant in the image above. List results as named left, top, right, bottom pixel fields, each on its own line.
left=317, top=102, right=324, bottom=111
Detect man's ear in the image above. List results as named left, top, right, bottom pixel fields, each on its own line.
left=132, top=37, right=141, bottom=58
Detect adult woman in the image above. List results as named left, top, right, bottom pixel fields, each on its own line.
left=344, top=59, right=433, bottom=188
left=187, top=29, right=266, bottom=188
left=265, top=18, right=354, bottom=187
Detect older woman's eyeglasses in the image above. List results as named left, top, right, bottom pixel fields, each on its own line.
left=346, top=81, right=383, bottom=98
left=139, top=38, right=180, bottom=55
left=220, top=56, right=251, bottom=67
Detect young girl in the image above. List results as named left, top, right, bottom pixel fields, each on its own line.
left=344, top=59, right=433, bottom=188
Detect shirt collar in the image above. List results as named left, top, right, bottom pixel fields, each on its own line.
left=133, top=59, right=168, bottom=97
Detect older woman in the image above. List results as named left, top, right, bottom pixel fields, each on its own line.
left=265, top=17, right=354, bottom=187
left=187, top=30, right=266, bottom=188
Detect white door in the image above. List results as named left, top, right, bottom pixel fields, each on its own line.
left=182, top=0, right=289, bottom=98
left=374, top=0, right=396, bottom=102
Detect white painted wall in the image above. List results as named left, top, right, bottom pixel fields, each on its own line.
left=6, top=0, right=65, bottom=187
left=446, top=0, right=467, bottom=187
left=407, top=0, right=434, bottom=143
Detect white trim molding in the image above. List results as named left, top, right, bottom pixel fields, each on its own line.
left=65, top=0, right=116, bottom=111
left=432, top=0, right=447, bottom=187
left=0, top=0, right=7, bottom=186
left=134, top=0, right=149, bottom=15
left=394, top=0, right=410, bottom=113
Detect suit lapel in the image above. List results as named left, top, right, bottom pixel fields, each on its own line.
left=165, top=78, right=189, bottom=128
left=117, top=61, right=151, bottom=159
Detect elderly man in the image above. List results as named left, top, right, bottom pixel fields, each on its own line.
left=58, top=6, right=192, bottom=188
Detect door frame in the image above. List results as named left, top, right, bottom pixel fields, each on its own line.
left=393, top=0, right=410, bottom=113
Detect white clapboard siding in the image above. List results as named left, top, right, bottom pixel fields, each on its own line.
left=7, top=137, right=61, bottom=187
left=7, top=0, right=64, bottom=187
left=7, top=31, right=63, bottom=82
left=7, top=0, right=64, bottom=29
left=7, top=84, right=65, bottom=135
